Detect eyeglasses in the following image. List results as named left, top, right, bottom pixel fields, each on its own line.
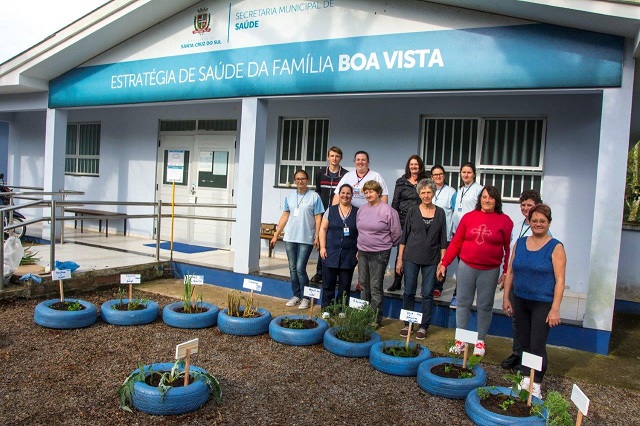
left=431, top=173, right=444, bottom=177
left=295, top=178, right=308, bottom=181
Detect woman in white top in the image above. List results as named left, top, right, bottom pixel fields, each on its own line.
left=332, top=150, right=389, bottom=208
left=430, top=164, right=457, bottom=297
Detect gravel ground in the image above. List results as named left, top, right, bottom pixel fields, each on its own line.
left=0, top=288, right=637, bottom=426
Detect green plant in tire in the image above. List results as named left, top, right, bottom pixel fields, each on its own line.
left=227, top=290, right=259, bottom=317
left=113, top=287, right=148, bottom=310
left=118, top=360, right=222, bottom=413
left=324, top=294, right=378, bottom=343
left=442, top=341, right=482, bottom=378
left=531, top=391, right=573, bottom=426
left=66, top=300, right=82, bottom=311
left=181, top=275, right=204, bottom=313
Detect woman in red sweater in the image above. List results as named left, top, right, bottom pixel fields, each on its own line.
left=436, top=185, right=513, bottom=356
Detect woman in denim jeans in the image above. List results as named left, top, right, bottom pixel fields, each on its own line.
left=355, top=180, right=401, bottom=326
left=396, top=179, right=448, bottom=340
left=271, top=169, right=325, bottom=309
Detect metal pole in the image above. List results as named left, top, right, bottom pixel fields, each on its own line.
left=0, top=216, right=5, bottom=290
left=60, top=192, right=65, bottom=244
left=50, top=200, right=56, bottom=271
left=155, top=200, right=161, bottom=261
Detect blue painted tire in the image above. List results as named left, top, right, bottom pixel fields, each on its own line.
left=465, top=386, right=546, bottom=425
left=269, top=315, right=329, bottom=346
left=417, top=357, right=487, bottom=399
left=100, top=299, right=159, bottom=326
left=162, top=302, right=219, bottom=329
left=369, top=340, right=432, bottom=376
left=130, top=363, right=212, bottom=415
left=33, top=298, right=98, bottom=329
left=323, top=326, right=381, bottom=358
left=217, top=308, right=271, bottom=336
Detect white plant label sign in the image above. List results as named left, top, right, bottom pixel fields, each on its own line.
left=185, top=275, right=204, bottom=285
left=52, top=269, right=71, bottom=280
left=303, top=286, right=321, bottom=300
left=455, top=328, right=478, bottom=345
left=399, top=309, right=422, bottom=324
left=571, top=384, right=590, bottom=415
left=120, top=274, right=141, bottom=284
left=175, top=338, right=199, bottom=360
left=243, top=278, right=263, bottom=292
left=521, top=351, right=543, bottom=372
left=349, top=297, right=369, bottom=309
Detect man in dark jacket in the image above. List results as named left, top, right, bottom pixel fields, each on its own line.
left=311, top=146, right=348, bottom=283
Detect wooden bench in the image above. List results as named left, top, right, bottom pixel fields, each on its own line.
left=65, top=208, right=127, bottom=238
left=260, top=223, right=283, bottom=257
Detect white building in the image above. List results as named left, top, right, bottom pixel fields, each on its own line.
left=1, top=0, right=640, bottom=354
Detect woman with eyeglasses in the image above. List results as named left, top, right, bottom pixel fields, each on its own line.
left=271, top=169, right=325, bottom=310
left=430, top=164, right=457, bottom=297
left=502, top=204, right=565, bottom=399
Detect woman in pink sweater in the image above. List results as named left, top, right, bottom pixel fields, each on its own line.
left=436, top=185, right=513, bottom=356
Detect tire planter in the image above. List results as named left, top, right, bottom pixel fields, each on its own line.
left=130, top=363, right=212, bottom=415
left=217, top=307, right=271, bottom=336
left=162, top=302, right=219, bottom=329
left=369, top=340, right=432, bottom=376
left=269, top=315, right=329, bottom=346
left=417, top=357, right=487, bottom=399
left=100, top=299, right=159, bottom=326
left=323, top=326, right=381, bottom=358
left=33, top=298, right=98, bottom=329
left=465, top=386, right=546, bottom=425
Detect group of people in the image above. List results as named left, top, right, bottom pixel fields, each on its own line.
left=271, top=147, right=565, bottom=397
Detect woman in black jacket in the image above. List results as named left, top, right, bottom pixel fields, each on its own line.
left=396, top=178, right=448, bottom=339
left=388, top=154, right=427, bottom=291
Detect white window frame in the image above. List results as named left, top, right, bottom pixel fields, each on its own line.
left=65, top=122, right=101, bottom=176
left=277, top=117, right=330, bottom=187
left=421, top=116, right=546, bottom=201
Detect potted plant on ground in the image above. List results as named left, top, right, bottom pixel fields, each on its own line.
left=269, top=314, right=329, bottom=346
left=118, top=359, right=222, bottom=415
left=465, top=371, right=547, bottom=425
left=162, top=276, right=218, bottom=329
left=416, top=341, right=487, bottom=399
left=100, top=286, right=159, bottom=326
left=323, top=296, right=381, bottom=358
left=369, top=333, right=432, bottom=376
left=217, top=290, right=271, bottom=336
left=33, top=269, right=97, bottom=329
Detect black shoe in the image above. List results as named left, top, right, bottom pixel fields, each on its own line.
left=310, top=273, right=322, bottom=284
left=501, top=353, right=520, bottom=370
left=386, top=278, right=402, bottom=292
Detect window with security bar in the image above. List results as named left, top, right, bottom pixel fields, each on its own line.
left=422, top=117, right=545, bottom=201
left=65, top=123, right=101, bottom=176
left=277, top=118, right=330, bottom=187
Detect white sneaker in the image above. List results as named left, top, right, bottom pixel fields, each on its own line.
left=285, top=296, right=301, bottom=307
left=473, top=340, right=485, bottom=356
left=321, top=312, right=330, bottom=319
left=298, top=298, right=310, bottom=309
left=518, top=376, right=530, bottom=392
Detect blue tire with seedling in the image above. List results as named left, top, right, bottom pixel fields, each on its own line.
left=269, top=315, right=329, bottom=346
left=130, top=363, right=211, bottom=415
left=369, top=340, right=432, bottom=376
left=100, top=299, right=159, bottom=326
left=323, top=326, right=381, bottom=358
left=417, top=357, right=487, bottom=399
left=217, top=307, right=271, bottom=336
left=465, top=386, right=546, bottom=425
left=33, top=298, right=98, bottom=329
left=162, top=302, right=219, bottom=329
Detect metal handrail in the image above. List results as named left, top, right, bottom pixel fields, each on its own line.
left=0, top=195, right=237, bottom=290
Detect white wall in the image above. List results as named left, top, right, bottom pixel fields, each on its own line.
left=617, top=228, right=640, bottom=301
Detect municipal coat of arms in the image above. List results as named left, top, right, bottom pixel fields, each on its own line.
left=193, top=7, right=211, bottom=35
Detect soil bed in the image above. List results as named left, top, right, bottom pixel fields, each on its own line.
left=280, top=318, right=318, bottom=329
left=0, top=287, right=636, bottom=425
left=172, top=305, right=209, bottom=314
left=431, top=362, right=475, bottom=378
left=48, top=301, right=87, bottom=311
left=112, top=303, right=146, bottom=311
left=479, top=393, right=531, bottom=417
left=146, top=371, right=194, bottom=387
